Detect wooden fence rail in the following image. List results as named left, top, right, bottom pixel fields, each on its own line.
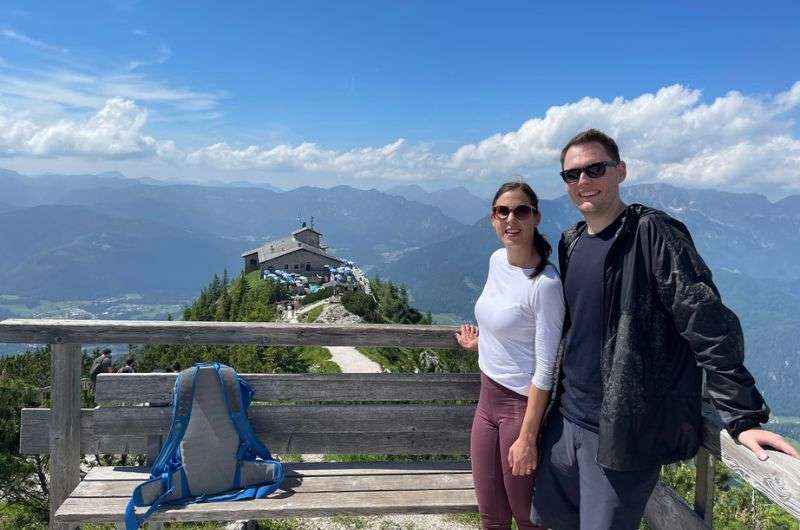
left=1, top=318, right=798, bottom=529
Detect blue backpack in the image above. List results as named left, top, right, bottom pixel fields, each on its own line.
left=125, top=363, right=285, bottom=529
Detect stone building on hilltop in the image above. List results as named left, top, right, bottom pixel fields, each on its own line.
left=241, top=223, right=346, bottom=276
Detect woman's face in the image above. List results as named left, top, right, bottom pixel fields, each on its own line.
left=491, top=189, right=540, bottom=250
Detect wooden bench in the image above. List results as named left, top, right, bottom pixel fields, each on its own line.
left=21, top=372, right=480, bottom=526
left=7, top=320, right=800, bottom=529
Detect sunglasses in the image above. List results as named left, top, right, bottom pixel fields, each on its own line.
left=491, top=204, right=537, bottom=220
left=559, top=160, right=619, bottom=183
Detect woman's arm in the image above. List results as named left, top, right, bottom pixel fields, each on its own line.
left=509, top=271, right=566, bottom=476
left=508, top=384, right=550, bottom=475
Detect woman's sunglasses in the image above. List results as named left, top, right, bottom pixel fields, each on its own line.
left=559, top=160, right=619, bottom=183
left=491, top=204, right=537, bottom=220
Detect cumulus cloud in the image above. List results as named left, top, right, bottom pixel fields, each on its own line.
left=0, top=98, right=175, bottom=158
left=2, top=81, right=800, bottom=194
left=183, top=81, right=800, bottom=193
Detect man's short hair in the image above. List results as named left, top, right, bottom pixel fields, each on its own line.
left=560, top=129, right=621, bottom=167
left=101, top=348, right=112, bottom=355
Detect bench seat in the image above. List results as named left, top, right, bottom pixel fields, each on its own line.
left=55, top=460, right=477, bottom=524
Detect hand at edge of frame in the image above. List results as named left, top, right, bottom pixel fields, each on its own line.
left=737, top=428, right=800, bottom=461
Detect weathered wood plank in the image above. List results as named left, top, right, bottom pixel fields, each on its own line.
left=49, top=343, right=82, bottom=530
left=0, top=319, right=461, bottom=348
left=71, top=472, right=474, bottom=497
left=693, top=447, right=715, bottom=524
left=644, top=481, right=709, bottom=530
left=20, top=408, right=149, bottom=455
left=701, top=406, right=800, bottom=519
left=55, top=489, right=479, bottom=523
left=96, top=373, right=481, bottom=403
left=84, top=461, right=472, bottom=481
left=93, top=404, right=476, bottom=435
left=21, top=408, right=472, bottom=454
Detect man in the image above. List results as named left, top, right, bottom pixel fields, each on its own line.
left=89, top=348, right=113, bottom=388
left=117, top=357, right=135, bottom=373
left=531, top=129, right=799, bottom=530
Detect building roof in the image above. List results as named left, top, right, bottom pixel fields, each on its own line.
left=292, top=226, right=322, bottom=237
left=261, top=242, right=345, bottom=265
left=242, top=233, right=344, bottom=265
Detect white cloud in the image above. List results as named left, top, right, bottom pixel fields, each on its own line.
left=187, top=138, right=451, bottom=180
left=1, top=27, right=67, bottom=54
left=183, top=82, right=800, bottom=193
left=1, top=81, right=800, bottom=196
left=0, top=98, right=174, bottom=158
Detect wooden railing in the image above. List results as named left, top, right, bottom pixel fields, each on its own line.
left=1, top=318, right=798, bottom=529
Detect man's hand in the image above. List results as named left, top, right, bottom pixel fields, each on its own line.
left=454, top=324, right=479, bottom=351
left=508, top=436, right=537, bottom=476
left=737, top=428, right=800, bottom=461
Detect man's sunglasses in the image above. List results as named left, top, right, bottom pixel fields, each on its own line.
left=491, top=204, right=537, bottom=220
left=559, top=160, right=619, bottom=183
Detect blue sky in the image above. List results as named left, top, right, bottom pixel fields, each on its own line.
left=1, top=1, right=799, bottom=198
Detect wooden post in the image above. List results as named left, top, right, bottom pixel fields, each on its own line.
left=694, top=446, right=715, bottom=524
left=49, top=343, right=82, bottom=530
left=694, top=373, right=714, bottom=525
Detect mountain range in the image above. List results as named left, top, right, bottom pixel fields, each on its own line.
left=0, top=169, right=798, bottom=415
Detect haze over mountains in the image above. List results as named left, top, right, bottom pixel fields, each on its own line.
left=1, top=168, right=798, bottom=415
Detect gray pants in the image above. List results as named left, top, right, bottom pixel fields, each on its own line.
left=531, top=412, right=660, bottom=530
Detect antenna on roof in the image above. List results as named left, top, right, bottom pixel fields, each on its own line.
left=297, top=210, right=303, bottom=228
left=310, top=216, right=314, bottom=229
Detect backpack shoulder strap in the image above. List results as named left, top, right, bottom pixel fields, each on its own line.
left=214, top=365, right=283, bottom=494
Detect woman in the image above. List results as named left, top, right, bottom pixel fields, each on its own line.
left=455, top=181, right=565, bottom=530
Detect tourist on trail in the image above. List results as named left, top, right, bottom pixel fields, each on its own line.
left=89, top=348, right=113, bottom=388
left=455, top=181, right=565, bottom=530
left=531, top=129, right=800, bottom=530
left=117, top=358, right=135, bottom=373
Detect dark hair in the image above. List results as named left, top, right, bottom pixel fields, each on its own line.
left=491, top=180, right=552, bottom=277
left=101, top=348, right=112, bottom=355
left=125, top=358, right=134, bottom=366
left=559, top=128, right=621, bottom=167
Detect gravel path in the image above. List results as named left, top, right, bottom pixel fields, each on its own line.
left=326, top=345, right=382, bottom=373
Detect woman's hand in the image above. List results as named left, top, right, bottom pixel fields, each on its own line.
left=508, top=435, right=538, bottom=476
left=454, top=324, right=479, bottom=351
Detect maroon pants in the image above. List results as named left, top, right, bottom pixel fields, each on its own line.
left=470, top=373, right=540, bottom=530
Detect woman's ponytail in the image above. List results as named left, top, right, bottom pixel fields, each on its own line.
left=531, top=228, right=551, bottom=277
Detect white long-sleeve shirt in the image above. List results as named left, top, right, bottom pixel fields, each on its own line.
left=474, top=248, right=565, bottom=395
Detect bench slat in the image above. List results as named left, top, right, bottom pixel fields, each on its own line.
left=21, top=408, right=473, bottom=455
left=20, top=408, right=149, bottom=455
left=93, top=403, right=475, bottom=435
left=96, top=373, right=481, bottom=403
left=85, top=462, right=472, bottom=481
left=57, top=489, right=478, bottom=522
left=72, top=472, right=474, bottom=497
left=56, top=490, right=478, bottom=523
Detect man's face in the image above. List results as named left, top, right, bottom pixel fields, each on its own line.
left=563, top=141, right=626, bottom=216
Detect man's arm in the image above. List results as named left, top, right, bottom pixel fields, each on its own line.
left=649, top=216, right=797, bottom=459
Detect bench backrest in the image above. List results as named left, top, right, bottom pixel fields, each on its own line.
left=20, top=372, right=480, bottom=456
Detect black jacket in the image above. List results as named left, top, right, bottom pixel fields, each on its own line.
left=554, top=204, right=769, bottom=471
